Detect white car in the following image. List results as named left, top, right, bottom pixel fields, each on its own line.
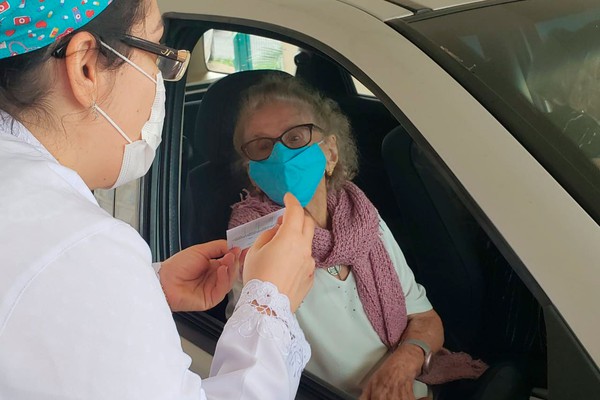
left=97, top=0, right=600, bottom=398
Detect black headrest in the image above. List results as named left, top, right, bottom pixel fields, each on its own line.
left=294, top=50, right=347, bottom=99
left=193, top=69, right=293, bottom=164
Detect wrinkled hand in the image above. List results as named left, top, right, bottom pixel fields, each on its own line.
left=243, top=193, right=316, bottom=312
left=159, top=240, right=240, bottom=312
left=360, top=345, right=424, bottom=400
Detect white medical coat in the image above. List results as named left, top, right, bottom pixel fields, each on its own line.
left=0, top=114, right=310, bottom=400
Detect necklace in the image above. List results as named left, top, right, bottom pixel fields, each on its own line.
left=327, top=265, right=341, bottom=276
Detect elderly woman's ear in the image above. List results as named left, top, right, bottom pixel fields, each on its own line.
left=324, top=135, right=339, bottom=175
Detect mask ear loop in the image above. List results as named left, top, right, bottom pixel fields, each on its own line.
left=93, top=103, right=133, bottom=144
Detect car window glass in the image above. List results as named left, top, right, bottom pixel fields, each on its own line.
left=410, top=1, right=600, bottom=186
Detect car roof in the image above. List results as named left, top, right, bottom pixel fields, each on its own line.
left=159, top=0, right=495, bottom=24
left=334, top=0, right=493, bottom=21
left=386, top=0, right=489, bottom=11
left=336, top=0, right=413, bottom=19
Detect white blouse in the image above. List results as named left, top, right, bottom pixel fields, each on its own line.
left=0, top=114, right=309, bottom=400
left=228, top=218, right=433, bottom=398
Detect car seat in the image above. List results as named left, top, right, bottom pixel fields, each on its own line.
left=381, top=125, right=547, bottom=399
left=180, top=69, right=292, bottom=321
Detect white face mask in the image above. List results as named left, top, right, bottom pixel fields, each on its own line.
left=94, top=41, right=166, bottom=189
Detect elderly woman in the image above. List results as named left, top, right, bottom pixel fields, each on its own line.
left=226, top=76, right=486, bottom=400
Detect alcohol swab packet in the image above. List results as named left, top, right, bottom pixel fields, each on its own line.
left=226, top=208, right=286, bottom=250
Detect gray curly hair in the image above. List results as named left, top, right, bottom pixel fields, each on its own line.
left=233, top=74, right=359, bottom=191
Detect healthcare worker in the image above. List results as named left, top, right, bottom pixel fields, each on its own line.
left=0, top=0, right=315, bottom=399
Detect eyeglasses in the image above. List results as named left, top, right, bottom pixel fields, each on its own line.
left=120, top=35, right=190, bottom=82
left=52, top=33, right=190, bottom=82
left=241, top=123, right=322, bottom=161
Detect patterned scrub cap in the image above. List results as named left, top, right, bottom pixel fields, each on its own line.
left=0, top=0, right=113, bottom=59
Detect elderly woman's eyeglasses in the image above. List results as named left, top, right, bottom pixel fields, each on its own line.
left=52, top=34, right=190, bottom=82
left=241, top=123, right=322, bottom=161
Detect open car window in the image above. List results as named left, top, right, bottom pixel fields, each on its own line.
left=165, top=19, right=551, bottom=400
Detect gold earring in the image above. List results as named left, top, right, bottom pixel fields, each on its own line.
left=326, top=168, right=334, bottom=177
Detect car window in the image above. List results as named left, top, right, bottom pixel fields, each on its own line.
left=409, top=0, right=600, bottom=218
left=411, top=0, right=600, bottom=217
left=173, top=24, right=549, bottom=400
left=413, top=1, right=600, bottom=166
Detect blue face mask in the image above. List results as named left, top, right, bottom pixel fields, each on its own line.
left=249, top=142, right=327, bottom=207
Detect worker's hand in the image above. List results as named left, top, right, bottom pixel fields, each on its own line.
left=159, top=241, right=240, bottom=312
left=243, top=193, right=316, bottom=312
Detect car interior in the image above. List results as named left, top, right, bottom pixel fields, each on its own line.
left=172, top=26, right=549, bottom=400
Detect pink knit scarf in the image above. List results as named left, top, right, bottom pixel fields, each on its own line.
left=230, top=182, right=406, bottom=348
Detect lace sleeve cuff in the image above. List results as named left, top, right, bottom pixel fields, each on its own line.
left=151, top=262, right=161, bottom=277
left=228, top=279, right=311, bottom=379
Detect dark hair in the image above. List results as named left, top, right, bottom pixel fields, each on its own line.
left=0, top=0, right=147, bottom=123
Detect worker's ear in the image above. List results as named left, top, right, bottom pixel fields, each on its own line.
left=63, top=32, right=102, bottom=109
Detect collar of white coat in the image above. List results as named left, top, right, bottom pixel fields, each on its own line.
left=0, top=110, right=56, bottom=161
left=0, top=110, right=99, bottom=206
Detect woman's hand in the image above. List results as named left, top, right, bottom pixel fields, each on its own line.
left=243, top=193, right=316, bottom=312
left=360, top=344, right=423, bottom=400
left=361, top=309, right=443, bottom=400
left=159, top=241, right=240, bottom=312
